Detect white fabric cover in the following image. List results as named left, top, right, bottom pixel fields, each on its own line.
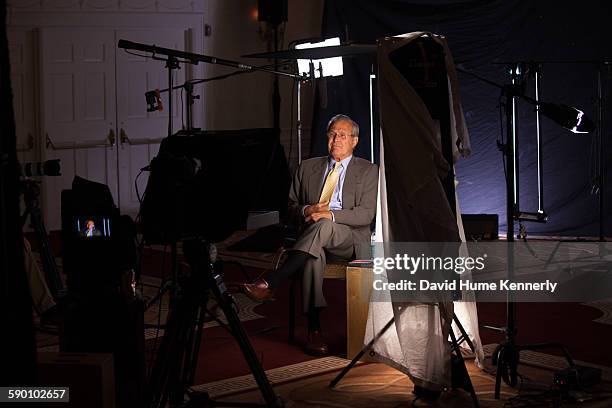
left=364, top=32, right=484, bottom=391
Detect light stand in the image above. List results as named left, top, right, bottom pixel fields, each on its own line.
left=595, top=62, right=609, bottom=241
left=296, top=61, right=315, bottom=164
left=183, top=80, right=199, bottom=131
left=297, top=79, right=303, bottom=163
left=457, top=66, right=593, bottom=398
left=150, top=53, right=182, bottom=311
left=492, top=80, right=576, bottom=398
left=368, top=68, right=376, bottom=163
left=165, top=56, right=179, bottom=137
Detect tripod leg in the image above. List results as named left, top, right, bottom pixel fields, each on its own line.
left=185, top=296, right=208, bottom=385
left=329, top=317, right=395, bottom=388
left=452, top=314, right=475, bottom=352
left=161, top=279, right=202, bottom=407
left=494, top=347, right=503, bottom=399
left=212, top=288, right=280, bottom=406
left=328, top=346, right=370, bottom=389
left=491, top=344, right=502, bottom=399
left=492, top=343, right=519, bottom=399
left=206, top=261, right=281, bottom=407
left=145, top=300, right=181, bottom=407
left=22, top=186, right=64, bottom=300
left=145, top=274, right=202, bottom=408
left=449, top=323, right=479, bottom=408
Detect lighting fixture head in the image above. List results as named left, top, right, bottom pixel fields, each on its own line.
left=539, top=103, right=595, bottom=134
left=295, top=37, right=344, bottom=78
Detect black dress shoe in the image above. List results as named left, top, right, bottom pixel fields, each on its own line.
left=413, top=385, right=441, bottom=400
left=242, top=279, right=274, bottom=302
left=304, top=330, right=329, bottom=356
left=40, top=305, right=61, bottom=327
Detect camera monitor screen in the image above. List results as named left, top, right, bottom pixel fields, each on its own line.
left=74, top=216, right=112, bottom=239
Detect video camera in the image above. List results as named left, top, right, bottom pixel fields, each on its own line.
left=19, top=159, right=61, bottom=178
left=61, top=176, right=137, bottom=291
left=60, top=176, right=144, bottom=407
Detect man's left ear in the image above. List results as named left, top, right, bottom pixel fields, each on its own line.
left=352, top=137, right=359, bottom=148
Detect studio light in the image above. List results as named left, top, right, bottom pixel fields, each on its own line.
left=539, top=102, right=595, bottom=134
left=295, top=37, right=344, bottom=78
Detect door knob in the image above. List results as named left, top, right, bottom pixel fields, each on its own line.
left=108, top=129, right=116, bottom=146
left=120, top=128, right=129, bottom=145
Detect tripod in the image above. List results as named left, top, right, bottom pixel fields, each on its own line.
left=329, top=305, right=480, bottom=407
left=21, top=179, right=64, bottom=300
left=144, top=238, right=281, bottom=408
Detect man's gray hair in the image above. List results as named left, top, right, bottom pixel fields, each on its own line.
left=327, top=114, right=359, bottom=138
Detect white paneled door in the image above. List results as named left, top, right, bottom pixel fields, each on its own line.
left=115, top=29, right=185, bottom=219
left=41, top=28, right=118, bottom=231
left=40, top=27, right=188, bottom=229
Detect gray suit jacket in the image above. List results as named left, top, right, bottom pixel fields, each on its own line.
left=288, top=156, right=379, bottom=245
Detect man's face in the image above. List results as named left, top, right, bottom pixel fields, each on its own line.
left=327, top=119, right=358, bottom=161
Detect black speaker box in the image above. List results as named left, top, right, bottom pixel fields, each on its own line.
left=258, top=0, right=288, bottom=25
left=462, top=214, right=499, bottom=241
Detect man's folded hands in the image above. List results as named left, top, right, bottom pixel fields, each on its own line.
left=304, top=202, right=332, bottom=222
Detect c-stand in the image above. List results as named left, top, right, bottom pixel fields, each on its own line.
left=457, top=66, right=592, bottom=399
left=489, top=79, right=577, bottom=399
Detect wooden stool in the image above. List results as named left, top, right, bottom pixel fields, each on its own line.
left=345, top=264, right=374, bottom=360
left=288, top=260, right=347, bottom=343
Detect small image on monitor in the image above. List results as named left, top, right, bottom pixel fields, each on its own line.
left=75, top=216, right=112, bottom=239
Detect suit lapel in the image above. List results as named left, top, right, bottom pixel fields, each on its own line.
left=308, top=157, right=328, bottom=203
left=341, top=158, right=358, bottom=208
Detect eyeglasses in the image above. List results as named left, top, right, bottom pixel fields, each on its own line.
left=327, top=131, right=352, bottom=140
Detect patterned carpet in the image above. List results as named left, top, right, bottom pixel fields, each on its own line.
left=583, top=299, right=612, bottom=325
left=141, top=275, right=263, bottom=341
left=35, top=273, right=263, bottom=352
left=222, top=361, right=502, bottom=408
left=193, top=349, right=612, bottom=407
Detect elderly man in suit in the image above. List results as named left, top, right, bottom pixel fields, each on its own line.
left=243, top=114, right=378, bottom=355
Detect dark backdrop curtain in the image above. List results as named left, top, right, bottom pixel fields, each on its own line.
left=310, top=0, right=612, bottom=237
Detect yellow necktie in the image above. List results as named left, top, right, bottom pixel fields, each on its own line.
left=319, top=161, right=342, bottom=206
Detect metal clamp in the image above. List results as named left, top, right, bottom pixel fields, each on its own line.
left=119, top=128, right=163, bottom=146
left=46, top=129, right=116, bottom=150
left=16, top=133, right=34, bottom=152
